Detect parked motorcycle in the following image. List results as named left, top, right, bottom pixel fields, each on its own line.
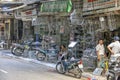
left=11, top=40, right=46, bottom=60
left=56, top=53, right=83, bottom=78
left=11, top=40, right=32, bottom=56
left=107, top=54, right=120, bottom=80
left=33, top=48, right=46, bottom=61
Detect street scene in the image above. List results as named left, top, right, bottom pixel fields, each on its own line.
left=0, top=50, right=86, bottom=80
left=0, top=49, right=106, bottom=80
left=0, top=0, right=120, bottom=80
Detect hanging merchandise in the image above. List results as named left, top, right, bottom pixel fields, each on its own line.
left=108, top=13, right=117, bottom=31
left=71, top=25, right=85, bottom=58
left=59, top=26, right=64, bottom=34
left=99, top=16, right=108, bottom=31
left=70, top=9, right=83, bottom=25
left=40, top=0, right=72, bottom=13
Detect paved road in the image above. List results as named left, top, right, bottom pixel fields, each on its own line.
left=0, top=50, right=87, bottom=80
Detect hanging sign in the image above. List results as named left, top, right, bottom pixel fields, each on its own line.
left=41, top=0, right=72, bottom=13
left=21, top=9, right=37, bottom=17
left=83, top=0, right=116, bottom=11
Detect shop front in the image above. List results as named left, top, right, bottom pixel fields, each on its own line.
left=14, top=7, right=38, bottom=41
left=82, top=0, right=120, bottom=50
left=33, top=0, right=73, bottom=49
left=81, top=0, right=120, bottom=68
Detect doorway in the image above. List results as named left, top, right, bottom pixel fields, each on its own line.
left=18, top=20, right=23, bottom=40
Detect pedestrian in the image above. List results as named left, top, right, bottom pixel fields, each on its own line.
left=58, top=45, right=67, bottom=59
left=96, top=39, right=106, bottom=68
left=107, top=36, right=120, bottom=55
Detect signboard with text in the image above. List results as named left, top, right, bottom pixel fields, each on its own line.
left=21, top=9, right=37, bottom=17
left=41, top=0, right=72, bottom=13
left=83, top=0, right=116, bottom=11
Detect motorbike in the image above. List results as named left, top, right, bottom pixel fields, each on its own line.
left=35, top=43, right=59, bottom=61
left=11, top=40, right=46, bottom=61
left=11, top=40, right=32, bottom=56
left=107, top=54, right=120, bottom=80
left=33, top=48, right=46, bottom=61
left=56, top=52, right=83, bottom=78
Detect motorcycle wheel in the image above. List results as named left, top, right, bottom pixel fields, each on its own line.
left=36, top=51, right=46, bottom=61
left=107, top=75, right=115, bottom=80
left=12, top=47, right=23, bottom=56
left=56, top=62, right=65, bottom=74
left=74, top=67, right=82, bottom=79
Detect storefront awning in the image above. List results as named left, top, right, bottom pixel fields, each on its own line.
left=40, top=0, right=72, bottom=13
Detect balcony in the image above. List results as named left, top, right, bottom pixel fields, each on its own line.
left=83, top=0, right=120, bottom=16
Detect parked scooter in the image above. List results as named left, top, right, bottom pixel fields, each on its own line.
left=107, top=54, right=120, bottom=80
left=56, top=51, right=83, bottom=78
left=33, top=48, right=46, bottom=61
left=11, top=40, right=32, bottom=56
left=11, top=40, right=46, bottom=60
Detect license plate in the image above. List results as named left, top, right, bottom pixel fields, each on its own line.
left=78, top=64, right=83, bottom=68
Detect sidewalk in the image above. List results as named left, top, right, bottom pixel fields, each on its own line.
left=0, top=49, right=106, bottom=80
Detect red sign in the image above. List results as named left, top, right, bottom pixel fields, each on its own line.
left=88, top=0, right=97, bottom=2
left=21, top=9, right=36, bottom=17
left=25, top=11, right=32, bottom=15
left=83, top=0, right=115, bottom=11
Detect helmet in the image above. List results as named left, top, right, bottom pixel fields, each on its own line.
left=113, top=36, right=120, bottom=41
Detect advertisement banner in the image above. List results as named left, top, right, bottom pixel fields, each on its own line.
left=41, top=0, right=72, bottom=13
left=83, top=0, right=116, bottom=11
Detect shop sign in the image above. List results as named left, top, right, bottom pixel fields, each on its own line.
left=21, top=9, right=37, bottom=17
left=83, top=0, right=116, bottom=11
left=21, top=16, right=37, bottom=21
left=41, top=0, right=72, bottom=13
left=22, top=17, right=32, bottom=21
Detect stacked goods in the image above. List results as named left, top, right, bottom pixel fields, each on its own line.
left=108, top=14, right=120, bottom=31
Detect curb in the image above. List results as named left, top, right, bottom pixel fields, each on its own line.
left=4, top=53, right=56, bottom=68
